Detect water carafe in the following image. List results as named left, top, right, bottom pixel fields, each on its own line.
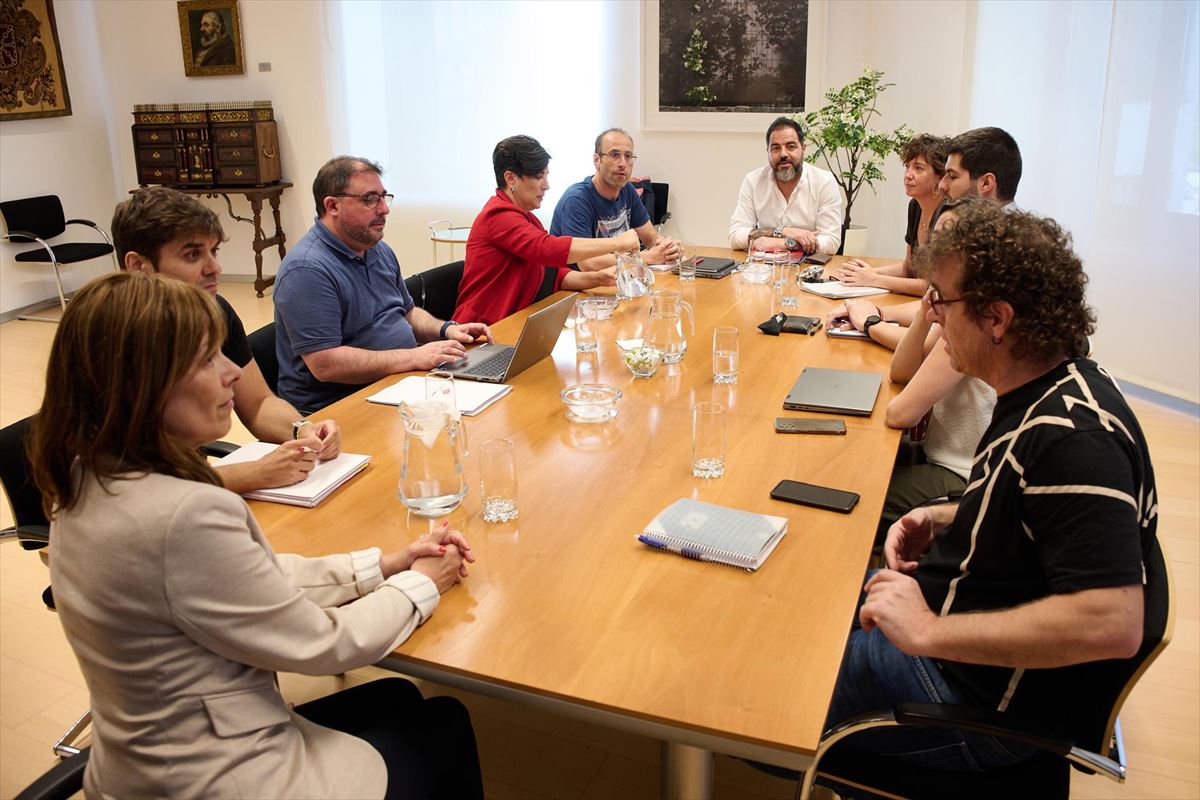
left=615, top=251, right=654, bottom=299
left=397, top=400, right=467, bottom=517
left=644, top=289, right=695, bottom=364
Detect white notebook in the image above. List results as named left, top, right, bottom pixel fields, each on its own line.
left=637, top=498, right=788, bottom=571
left=217, top=442, right=370, bottom=507
left=367, top=376, right=512, bottom=416
left=800, top=281, right=889, bottom=300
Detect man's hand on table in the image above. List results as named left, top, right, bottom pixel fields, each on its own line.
left=826, top=299, right=881, bottom=331
left=644, top=236, right=680, bottom=265
left=445, top=322, right=493, bottom=345
left=410, top=339, right=470, bottom=370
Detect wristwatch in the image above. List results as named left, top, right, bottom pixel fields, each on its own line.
left=439, top=320, right=457, bottom=340
left=292, top=420, right=312, bottom=440
left=784, top=236, right=798, bottom=250
left=772, top=226, right=785, bottom=238
left=862, top=315, right=884, bottom=336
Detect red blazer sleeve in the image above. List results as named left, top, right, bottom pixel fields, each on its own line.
left=489, top=206, right=573, bottom=267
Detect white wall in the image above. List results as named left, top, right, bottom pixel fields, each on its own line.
left=0, top=0, right=121, bottom=312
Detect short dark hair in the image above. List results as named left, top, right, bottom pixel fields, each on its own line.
left=111, top=187, right=226, bottom=264
left=947, top=127, right=1022, bottom=201
left=312, top=156, right=383, bottom=218
left=493, top=135, right=550, bottom=189
left=594, top=128, right=632, bottom=155
left=766, top=116, right=804, bottom=147
left=916, top=199, right=1094, bottom=362
left=899, top=133, right=950, bottom=177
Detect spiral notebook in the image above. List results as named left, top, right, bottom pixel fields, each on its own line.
left=637, top=498, right=788, bottom=571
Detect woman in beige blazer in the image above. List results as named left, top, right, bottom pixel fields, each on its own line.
left=29, top=273, right=484, bottom=799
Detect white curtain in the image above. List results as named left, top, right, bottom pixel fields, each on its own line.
left=969, top=0, right=1199, bottom=401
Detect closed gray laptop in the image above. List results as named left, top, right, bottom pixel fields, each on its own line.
left=783, top=367, right=882, bottom=416
left=436, top=293, right=578, bottom=383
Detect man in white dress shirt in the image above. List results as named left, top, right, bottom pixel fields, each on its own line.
left=728, top=116, right=845, bottom=254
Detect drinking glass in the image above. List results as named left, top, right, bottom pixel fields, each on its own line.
left=677, top=242, right=697, bottom=282
left=479, top=438, right=519, bottom=523
left=712, top=327, right=738, bottom=384
left=769, top=250, right=788, bottom=290
left=692, top=402, right=726, bottom=478
left=425, top=370, right=468, bottom=455
left=574, top=302, right=598, bottom=353
left=777, top=262, right=800, bottom=309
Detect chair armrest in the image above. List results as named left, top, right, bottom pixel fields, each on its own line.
left=18, top=524, right=51, bottom=549
left=64, top=218, right=98, bottom=227
left=894, top=702, right=1073, bottom=755
left=202, top=440, right=239, bottom=458
left=14, top=747, right=89, bottom=800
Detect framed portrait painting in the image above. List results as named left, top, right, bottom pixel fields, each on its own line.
left=0, top=0, right=73, bottom=121
left=177, top=0, right=244, bottom=77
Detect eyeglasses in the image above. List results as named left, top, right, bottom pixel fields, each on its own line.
left=600, top=150, right=637, bottom=163
left=928, top=286, right=966, bottom=314
left=331, top=192, right=395, bottom=209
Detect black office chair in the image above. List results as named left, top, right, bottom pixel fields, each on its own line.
left=14, top=747, right=89, bottom=800
left=0, top=195, right=120, bottom=323
left=248, top=322, right=279, bottom=396
left=650, top=181, right=671, bottom=227
left=0, top=416, right=93, bottom=757
left=792, top=535, right=1174, bottom=800
left=404, top=260, right=464, bottom=322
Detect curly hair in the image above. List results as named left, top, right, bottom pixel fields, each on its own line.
left=899, top=133, right=950, bottom=176
left=915, top=199, right=1095, bottom=363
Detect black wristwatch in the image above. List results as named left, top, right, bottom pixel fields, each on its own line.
left=862, top=315, right=883, bottom=336
left=439, top=320, right=457, bottom=340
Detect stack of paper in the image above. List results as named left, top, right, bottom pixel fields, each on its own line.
left=366, top=376, right=512, bottom=415
left=217, top=442, right=371, bottom=507
left=800, top=281, right=890, bottom=300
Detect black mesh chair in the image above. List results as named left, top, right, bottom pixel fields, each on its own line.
left=0, top=416, right=92, bottom=757
left=248, top=322, right=279, bottom=395
left=0, top=195, right=120, bottom=322
left=404, top=260, right=464, bottom=322
left=792, top=535, right=1174, bottom=800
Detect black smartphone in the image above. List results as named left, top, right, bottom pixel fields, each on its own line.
left=774, top=417, right=847, bottom=435
left=770, top=479, right=860, bottom=513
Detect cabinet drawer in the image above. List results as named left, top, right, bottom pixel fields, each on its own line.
left=213, top=126, right=255, bottom=143
left=215, top=145, right=256, bottom=163
left=137, top=147, right=173, bottom=164
left=134, top=128, right=173, bottom=145
left=217, top=164, right=259, bottom=183
left=138, top=165, right=178, bottom=183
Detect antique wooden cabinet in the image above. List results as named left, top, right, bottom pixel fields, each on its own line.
left=131, top=101, right=281, bottom=188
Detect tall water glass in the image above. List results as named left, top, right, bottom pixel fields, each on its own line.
left=425, top=370, right=468, bottom=455
left=574, top=302, right=598, bottom=353
left=692, top=402, right=726, bottom=478
left=677, top=242, right=697, bottom=282
left=479, top=438, right=519, bottom=523
left=713, top=327, right=738, bottom=384
left=777, top=262, right=800, bottom=309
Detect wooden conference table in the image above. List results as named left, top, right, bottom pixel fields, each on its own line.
left=257, top=248, right=912, bottom=798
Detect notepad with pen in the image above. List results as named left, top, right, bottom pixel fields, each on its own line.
left=637, top=498, right=788, bottom=571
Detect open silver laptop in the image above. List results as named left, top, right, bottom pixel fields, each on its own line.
left=783, top=367, right=882, bottom=416
left=435, top=293, right=579, bottom=383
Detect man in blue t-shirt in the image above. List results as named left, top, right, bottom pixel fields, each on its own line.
left=549, top=128, right=679, bottom=271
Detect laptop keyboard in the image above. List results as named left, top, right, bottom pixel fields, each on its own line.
left=464, top=348, right=515, bottom=377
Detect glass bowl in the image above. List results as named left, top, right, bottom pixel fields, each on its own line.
left=740, top=262, right=772, bottom=284
left=622, top=346, right=662, bottom=378
left=580, top=296, right=619, bottom=320
left=560, top=383, right=622, bottom=423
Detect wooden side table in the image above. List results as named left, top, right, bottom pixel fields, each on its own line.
left=158, top=183, right=293, bottom=297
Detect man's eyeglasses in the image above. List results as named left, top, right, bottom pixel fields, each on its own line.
left=599, top=150, right=637, bottom=163
left=928, top=286, right=966, bottom=314
left=331, top=192, right=395, bottom=209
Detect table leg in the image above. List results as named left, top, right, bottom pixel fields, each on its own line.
left=249, top=197, right=267, bottom=297
left=661, top=741, right=714, bottom=800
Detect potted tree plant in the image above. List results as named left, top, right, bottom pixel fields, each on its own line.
left=796, top=67, right=912, bottom=256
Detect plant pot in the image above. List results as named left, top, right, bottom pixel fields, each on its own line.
left=842, top=224, right=869, bottom=257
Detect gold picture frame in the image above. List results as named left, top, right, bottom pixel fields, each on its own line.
left=0, top=0, right=73, bottom=121
left=177, top=0, right=245, bottom=77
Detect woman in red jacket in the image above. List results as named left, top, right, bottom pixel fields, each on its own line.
left=453, top=135, right=638, bottom=325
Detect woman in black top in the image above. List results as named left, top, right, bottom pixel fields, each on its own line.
left=836, top=134, right=949, bottom=296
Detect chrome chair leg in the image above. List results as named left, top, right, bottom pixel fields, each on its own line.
left=53, top=709, right=91, bottom=758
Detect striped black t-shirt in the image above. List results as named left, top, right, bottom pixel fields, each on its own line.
left=915, top=359, right=1157, bottom=724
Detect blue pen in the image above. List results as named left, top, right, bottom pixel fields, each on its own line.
left=638, top=534, right=707, bottom=562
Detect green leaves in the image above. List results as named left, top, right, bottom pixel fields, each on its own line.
left=797, top=66, right=913, bottom=228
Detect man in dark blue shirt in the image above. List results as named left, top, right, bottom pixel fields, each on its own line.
left=549, top=128, right=679, bottom=271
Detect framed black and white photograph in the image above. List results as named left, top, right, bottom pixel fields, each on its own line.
left=642, top=0, right=826, bottom=132
left=177, top=0, right=245, bottom=77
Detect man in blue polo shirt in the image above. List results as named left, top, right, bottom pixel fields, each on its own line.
left=549, top=128, right=679, bottom=271
left=274, top=156, right=491, bottom=412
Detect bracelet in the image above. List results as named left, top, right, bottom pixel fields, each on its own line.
left=439, top=320, right=457, bottom=340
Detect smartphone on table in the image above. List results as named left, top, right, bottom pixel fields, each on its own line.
left=770, top=479, right=860, bottom=513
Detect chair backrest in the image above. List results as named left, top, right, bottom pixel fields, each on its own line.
left=404, top=260, right=464, bottom=322
left=247, top=322, right=279, bottom=395
left=0, top=195, right=67, bottom=242
left=0, top=416, right=48, bottom=530
left=650, top=182, right=670, bottom=226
